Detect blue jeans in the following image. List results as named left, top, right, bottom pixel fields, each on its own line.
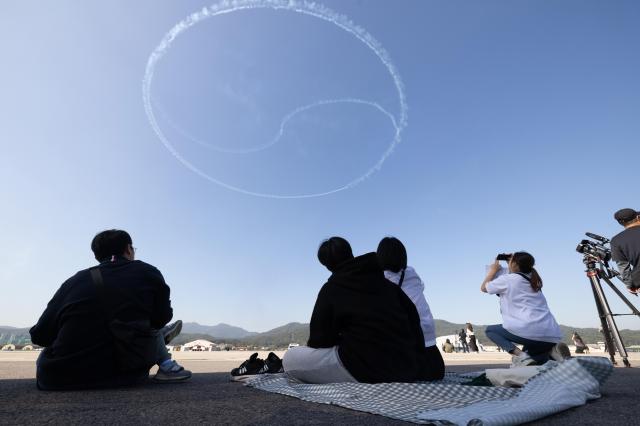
left=485, top=324, right=555, bottom=364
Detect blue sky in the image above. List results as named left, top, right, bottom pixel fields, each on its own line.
left=1, top=0, right=639, bottom=332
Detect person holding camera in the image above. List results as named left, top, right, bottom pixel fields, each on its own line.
left=481, top=252, right=567, bottom=366
left=611, top=208, right=640, bottom=295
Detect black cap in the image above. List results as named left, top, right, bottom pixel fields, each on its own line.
left=614, top=208, right=639, bottom=224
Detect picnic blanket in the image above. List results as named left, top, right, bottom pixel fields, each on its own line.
left=243, top=357, right=613, bottom=425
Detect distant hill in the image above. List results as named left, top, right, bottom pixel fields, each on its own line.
left=4, top=320, right=640, bottom=348
left=182, top=322, right=256, bottom=339
left=0, top=327, right=31, bottom=346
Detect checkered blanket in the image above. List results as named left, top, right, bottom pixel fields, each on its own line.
left=243, top=357, right=613, bottom=425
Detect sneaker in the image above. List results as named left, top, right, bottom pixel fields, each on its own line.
left=264, top=352, right=284, bottom=374
left=549, top=342, right=572, bottom=362
left=153, top=360, right=192, bottom=383
left=510, top=352, right=536, bottom=368
left=230, top=353, right=265, bottom=377
left=162, top=320, right=183, bottom=345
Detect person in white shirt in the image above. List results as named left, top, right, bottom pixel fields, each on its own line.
left=377, top=237, right=444, bottom=380
left=481, top=252, right=569, bottom=366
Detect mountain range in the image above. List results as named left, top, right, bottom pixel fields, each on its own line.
left=3, top=321, right=640, bottom=348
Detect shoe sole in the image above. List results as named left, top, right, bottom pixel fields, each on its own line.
left=163, top=320, right=183, bottom=345
left=152, top=372, right=192, bottom=383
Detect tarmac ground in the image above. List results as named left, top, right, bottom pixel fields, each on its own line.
left=0, top=351, right=638, bottom=425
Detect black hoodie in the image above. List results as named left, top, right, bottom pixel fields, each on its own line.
left=308, top=253, right=429, bottom=383
left=30, top=257, right=173, bottom=390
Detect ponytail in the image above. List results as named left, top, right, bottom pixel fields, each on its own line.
left=529, top=267, right=543, bottom=292
left=512, top=251, right=543, bottom=292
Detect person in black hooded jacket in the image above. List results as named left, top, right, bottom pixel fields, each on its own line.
left=30, top=229, right=190, bottom=390
left=282, top=237, right=436, bottom=384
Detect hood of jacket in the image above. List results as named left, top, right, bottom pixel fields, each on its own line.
left=327, top=252, right=385, bottom=293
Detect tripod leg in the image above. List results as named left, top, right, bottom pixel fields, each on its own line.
left=601, top=275, right=640, bottom=317
left=591, top=281, right=617, bottom=364
left=590, top=273, right=631, bottom=367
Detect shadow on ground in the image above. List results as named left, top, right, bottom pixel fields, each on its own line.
left=0, top=364, right=637, bottom=425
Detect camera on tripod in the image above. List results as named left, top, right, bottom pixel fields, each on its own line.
left=576, top=232, right=612, bottom=262
left=575, top=231, right=640, bottom=367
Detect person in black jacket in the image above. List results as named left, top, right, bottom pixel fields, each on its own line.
left=611, top=208, right=640, bottom=294
left=30, top=229, right=190, bottom=390
left=282, top=237, right=436, bottom=384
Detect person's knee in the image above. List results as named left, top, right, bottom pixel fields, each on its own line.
left=485, top=324, right=499, bottom=334
left=282, top=346, right=306, bottom=372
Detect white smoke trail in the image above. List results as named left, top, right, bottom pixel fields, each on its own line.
left=152, top=97, right=398, bottom=154
left=142, top=0, right=407, bottom=199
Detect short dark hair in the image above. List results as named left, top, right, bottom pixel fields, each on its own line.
left=91, top=229, right=132, bottom=261
left=614, top=208, right=639, bottom=226
left=376, top=237, right=407, bottom=273
left=317, top=237, right=353, bottom=272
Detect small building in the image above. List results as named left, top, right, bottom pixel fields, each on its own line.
left=181, top=339, right=216, bottom=352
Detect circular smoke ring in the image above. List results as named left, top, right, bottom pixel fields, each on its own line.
left=143, top=0, right=407, bottom=199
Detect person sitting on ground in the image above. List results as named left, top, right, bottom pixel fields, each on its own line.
left=572, top=332, right=589, bottom=354
left=481, top=252, right=569, bottom=366
left=442, top=339, right=454, bottom=353
left=283, top=237, right=437, bottom=383
left=30, top=229, right=191, bottom=390
left=466, top=323, right=480, bottom=353
left=376, top=237, right=444, bottom=380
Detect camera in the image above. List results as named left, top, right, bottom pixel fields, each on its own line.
left=576, top=232, right=611, bottom=262
left=496, top=253, right=512, bottom=261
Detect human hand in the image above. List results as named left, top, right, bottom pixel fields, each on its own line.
left=487, top=260, right=501, bottom=275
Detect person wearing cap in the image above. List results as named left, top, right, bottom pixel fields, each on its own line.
left=611, top=208, right=640, bottom=295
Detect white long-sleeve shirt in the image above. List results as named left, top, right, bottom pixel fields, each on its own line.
left=384, top=266, right=437, bottom=347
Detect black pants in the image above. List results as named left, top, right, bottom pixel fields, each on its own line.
left=420, top=345, right=445, bottom=381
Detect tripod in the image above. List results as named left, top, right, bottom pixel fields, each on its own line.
left=583, top=255, right=640, bottom=367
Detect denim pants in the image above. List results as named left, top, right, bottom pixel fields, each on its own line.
left=485, top=324, right=555, bottom=364
left=155, top=325, right=174, bottom=365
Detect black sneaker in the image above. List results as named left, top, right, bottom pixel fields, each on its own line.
left=264, top=352, right=284, bottom=373
left=162, top=320, right=183, bottom=345
left=230, top=353, right=265, bottom=377
left=153, top=360, right=192, bottom=383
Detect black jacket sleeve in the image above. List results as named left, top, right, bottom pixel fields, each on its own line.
left=30, top=279, right=70, bottom=347
left=149, top=267, right=173, bottom=329
left=307, top=283, right=338, bottom=348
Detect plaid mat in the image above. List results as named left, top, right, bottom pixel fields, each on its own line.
left=244, top=357, right=612, bottom=425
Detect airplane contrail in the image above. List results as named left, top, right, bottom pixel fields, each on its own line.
left=142, top=0, right=407, bottom=199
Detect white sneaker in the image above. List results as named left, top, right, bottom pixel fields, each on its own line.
left=510, top=353, right=536, bottom=368
left=549, top=342, right=572, bottom=362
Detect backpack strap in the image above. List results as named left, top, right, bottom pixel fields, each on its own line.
left=398, top=269, right=406, bottom=288
left=516, top=272, right=531, bottom=282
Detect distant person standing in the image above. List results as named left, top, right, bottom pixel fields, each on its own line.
left=458, top=329, right=469, bottom=353
left=466, top=323, right=479, bottom=353
left=30, top=229, right=190, bottom=390
left=442, top=339, right=454, bottom=353
left=611, top=208, right=640, bottom=295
